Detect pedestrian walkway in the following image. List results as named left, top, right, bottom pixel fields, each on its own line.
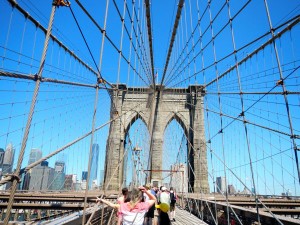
left=171, top=207, right=208, bottom=225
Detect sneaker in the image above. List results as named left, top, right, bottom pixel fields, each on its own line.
left=173, top=218, right=176, bottom=221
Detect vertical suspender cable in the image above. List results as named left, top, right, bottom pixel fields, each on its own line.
left=144, top=0, right=155, bottom=84
left=161, top=0, right=184, bottom=87
left=1, top=2, right=14, bottom=68
left=82, top=87, right=99, bottom=225
left=207, top=1, right=231, bottom=224
left=126, top=1, right=135, bottom=84
left=263, top=0, right=300, bottom=185
left=225, top=0, right=261, bottom=224
left=3, top=4, right=57, bottom=225
left=96, top=1, right=110, bottom=224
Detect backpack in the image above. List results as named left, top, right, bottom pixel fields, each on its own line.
left=170, top=192, right=176, bottom=203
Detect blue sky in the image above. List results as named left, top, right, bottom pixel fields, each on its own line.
left=0, top=0, right=300, bottom=195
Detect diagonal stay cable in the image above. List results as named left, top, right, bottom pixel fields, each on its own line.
left=167, top=15, right=300, bottom=88
left=74, top=0, right=150, bottom=86
left=111, top=0, right=152, bottom=85
left=68, top=5, right=113, bottom=89
left=173, top=107, right=286, bottom=224
left=164, top=0, right=252, bottom=87
left=207, top=65, right=300, bottom=143
left=144, top=0, right=155, bottom=84
left=203, top=15, right=300, bottom=89
left=1, top=102, right=144, bottom=176
left=206, top=144, right=285, bottom=225
left=160, top=0, right=185, bottom=88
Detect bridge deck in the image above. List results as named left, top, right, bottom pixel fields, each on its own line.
left=165, top=207, right=207, bottom=225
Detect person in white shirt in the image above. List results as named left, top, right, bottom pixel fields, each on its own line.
left=158, top=186, right=170, bottom=208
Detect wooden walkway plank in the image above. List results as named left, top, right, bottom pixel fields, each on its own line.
left=171, top=207, right=208, bottom=225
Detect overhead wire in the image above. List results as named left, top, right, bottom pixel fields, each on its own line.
left=166, top=15, right=300, bottom=88
left=74, top=0, right=151, bottom=86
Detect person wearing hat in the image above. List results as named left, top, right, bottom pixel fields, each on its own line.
left=154, top=203, right=171, bottom=225
left=158, top=186, right=170, bottom=209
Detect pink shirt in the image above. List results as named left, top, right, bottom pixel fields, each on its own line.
left=119, top=202, right=150, bottom=225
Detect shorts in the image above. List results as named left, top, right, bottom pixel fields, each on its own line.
left=170, top=202, right=176, bottom=211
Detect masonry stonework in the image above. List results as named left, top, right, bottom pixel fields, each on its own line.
left=104, top=85, right=209, bottom=193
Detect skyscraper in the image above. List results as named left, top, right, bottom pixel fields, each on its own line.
left=228, top=184, right=236, bottom=195
left=28, top=148, right=42, bottom=165
left=0, top=148, right=4, bottom=166
left=82, top=171, right=88, bottom=181
left=88, top=143, right=99, bottom=189
left=28, top=161, right=54, bottom=191
left=50, top=161, right=66, bottom=190
left=2, top=143, right=15, bottom=174
left=0, top=148, right=4, bottom=177
left=216, top=176, right=226, bottom=194
left=2, top=143, right=15, bottom=190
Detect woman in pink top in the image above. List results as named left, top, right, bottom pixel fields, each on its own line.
left=96, top=186, right=156, bottom=225
left=117, top=187, right=129, bottom=225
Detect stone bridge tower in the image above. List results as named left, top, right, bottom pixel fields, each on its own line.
left=103, top=85, right=209, bottom=193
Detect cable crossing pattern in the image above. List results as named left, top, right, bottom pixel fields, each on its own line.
left=0, top=0, right=299, bottom=225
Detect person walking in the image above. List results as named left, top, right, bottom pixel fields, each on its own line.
left=158, top=186, right=170, bottom=207
left=143, top=184, right=155, bottom=225
left=96, top=186, right=156, bottom=225
left=154, top=203, right=171, bottom=225
left=169, top=187, right=176, bottom=221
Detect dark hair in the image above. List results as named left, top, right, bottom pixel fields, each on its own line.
left=122, top=187, right=130, bottom=202
left=170, top=187, right=173, bottom=191
left=159, top=211, right=171, bottom=225
left=122, top=187, right=128, bottom=195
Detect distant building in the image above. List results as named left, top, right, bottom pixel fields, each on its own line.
left=81, top=180, right=87, bottom=190
left=228, top=184, right=236, bottom=195
left=64, top=174, right=77, bottom=190
left=71, top=174, right=77, bottom=183
left=170, top=163, right=188, bottom=193
left=2, top=143, right=15, bottom=174
left=0, top=148, right=5, bottom=177
left=216, top=177, right=226, bottom=194
left=50, top=161, right=66, bottom=190
left=99, top=170, right=104, bottom=186
left=22, top=172, right=31, bottom=190
left=0, top=148, right=4, bottom=166
left=28, top=162, right=55, bottom=191
left=74, top=181, right=82, bottom=191
left=28, top=148, right=42, bottom=165
left=82, top=171, right=88, bottom=181
left=2, top=143, right=15, bottom=190
left=240, top=187, right=251, bottom=195
left=89, top=144, right=99, bottom=190
left=41, top=160, right=49, bottom=167
left=65, top=175, right=74, bottom=190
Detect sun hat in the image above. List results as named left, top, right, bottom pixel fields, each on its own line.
left=155, top=203, right=170, bottom=212
left=161, top=186, right=167, bottom=191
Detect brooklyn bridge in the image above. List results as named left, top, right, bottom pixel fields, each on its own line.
left=0, top=0, right=299, bottom=224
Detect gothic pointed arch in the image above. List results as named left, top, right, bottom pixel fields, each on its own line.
left=124, top=111, right=150, bottom=136
left=104, top=85, right=209, bottom=193
left=163, top=112, right=189, bottom=138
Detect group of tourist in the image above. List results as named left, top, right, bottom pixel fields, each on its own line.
left=96, top=184, right=177, bottom=225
